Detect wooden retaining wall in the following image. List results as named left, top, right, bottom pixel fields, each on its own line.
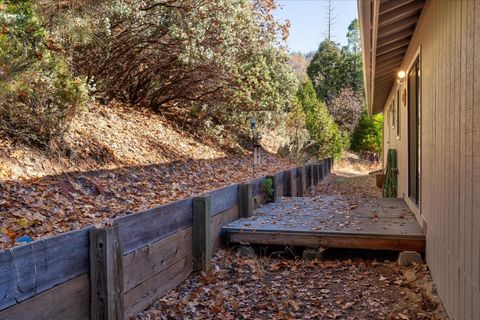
left=0, top=160, right=332, bottom=319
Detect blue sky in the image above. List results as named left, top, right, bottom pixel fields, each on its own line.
left=274, top=0, right=359, bottom=54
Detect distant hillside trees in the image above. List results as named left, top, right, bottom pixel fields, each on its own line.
left=307, top=18, right=382, bottom=155
left=289, top=53, right=309, bottom=81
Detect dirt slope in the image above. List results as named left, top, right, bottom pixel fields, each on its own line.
left=0, top=102, right=227, bottom=180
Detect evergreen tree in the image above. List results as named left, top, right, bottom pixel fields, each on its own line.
left=306, top=40, right=344, bottom=104
left=343, top=19, right=363, bottom=93
left=296, top=80, right=347, bottom=159
left=350, top=111, right=383, bottom=154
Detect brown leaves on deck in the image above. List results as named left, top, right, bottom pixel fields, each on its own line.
left=137, top=249, right=447, bottom=320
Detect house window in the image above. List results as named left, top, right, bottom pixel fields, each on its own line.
left=396, top=89, right=401, bottom=138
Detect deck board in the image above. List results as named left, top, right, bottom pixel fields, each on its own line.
left=223, top=195, right=426, bottom=251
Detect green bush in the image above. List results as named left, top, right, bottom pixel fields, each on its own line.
left=350, top=110, right=383, bottom=154
left=0, top=0, right=87, bottom=146
left=263, top=178, right=274, bottom=198
left=296, top=80, right=348, bottom=159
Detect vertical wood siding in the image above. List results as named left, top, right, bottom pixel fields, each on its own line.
left=381, top=1, right=480, bottom=319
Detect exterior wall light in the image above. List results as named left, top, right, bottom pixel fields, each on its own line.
left=397, top=70, right=406, bottom=84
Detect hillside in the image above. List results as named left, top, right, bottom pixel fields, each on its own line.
left=0, top=102, right=293, bottom=250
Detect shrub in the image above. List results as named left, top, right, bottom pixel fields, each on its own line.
left=55, top=0, right=296, bottom=122
left=328, top=87, right=365, bottom=135
left=296, top=80, right=348, bottom=160
left=350, top=110, right=383, bottom=154
left=0, top=0, right=88, bottom=146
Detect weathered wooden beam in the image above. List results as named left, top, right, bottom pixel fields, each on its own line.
left=377, top=16, right=418, bottom=38
left=300, top=166, right=307, bottom=196
left=311, top=165, right=315, bottom=188
left=376, top=38, right=410, bottom=56
left=90, top=225, right=124, bottom=320
left=267, top=175, right=279, bottom=202
left=319, top=162, right=325, bottom=181
left=379, top=0, right=415, bottom=15
left=375, top=72, right=397, bottom=82
left=306, top=164, right=313, bottom=190
left=379, top=1, right=424, bottom=27
left=296, top=167, right=304, bottom=197
left=375, top=80, right=395, bottom=91
left=206, top=184, right=238, bottom=215
left=239, top=183, right=253, bottom=217
left=313, top=164, right=319, bottom=185
left=193, top=196, right=212, bottom=272
left=114, top=197, right=193, bottom=254
left=375, top=84, right=395, bottom=96
left=377, top=28, right=414, bottom=48
left=286, top=169, right=297, bottom=197
left=228, top=231, right=426, bottom=252
left=0, top=274, right=90, bottom=320
left=375, top=59, right=403, bottom=75
left=376, top=47, right=407, bottom=63
left=0, top=228, right=91, bottom=311
left=374, top=79, right=395, bottom=91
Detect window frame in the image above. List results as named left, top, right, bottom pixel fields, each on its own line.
left=396, top=88, right=401, bottom=139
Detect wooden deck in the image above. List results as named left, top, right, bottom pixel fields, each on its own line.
left=223, top=195, right=426, bottom=252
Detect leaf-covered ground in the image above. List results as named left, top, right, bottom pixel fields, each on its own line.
left=137, top=158, right=448, bottom=320
left=137, top=249, right=447, bottom=320
left=311, top=152, right=382, bottom=198
left=0, top=153, right=292, bottom=250
left=0, top=102, right=293, bottom=249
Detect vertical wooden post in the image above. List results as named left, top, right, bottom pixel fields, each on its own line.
left=286, top=169, right=297, bottom=197
left=193, top=196, right=212, bottom=272
left=313, top=164, right=318, bottom=185
left=301, top=166, right=307, bottom=196
left=308, top=164, right=315, bottom=188
left=319, top=161, right=324, bottom=181
left=296, top=167, right=306, bottom=196
left=267, top=175, right=279, bottom=202
left=90, top=225, right=124, bottom=320
left=284, top=170, right=289, bottom=195
left=296, top=168, right=301, bottom=197
left=239, top=183, right=253, bottom=217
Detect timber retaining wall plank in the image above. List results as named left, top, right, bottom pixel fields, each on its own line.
left=0, top=228, right=90, bottom=310
left=123, top=256, right=192, bottom=318
left=123, top=228, right=192, bottom=293
left=0, top=274, right=89, bottom=320
left=115, top=198, right=193, bottom=254
left=211, top=206, right=239, bottom=251
left=207, top=184, right=239, bottom=215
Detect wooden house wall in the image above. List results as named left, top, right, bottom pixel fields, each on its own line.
left=381, top=1, right=480, bottom=318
